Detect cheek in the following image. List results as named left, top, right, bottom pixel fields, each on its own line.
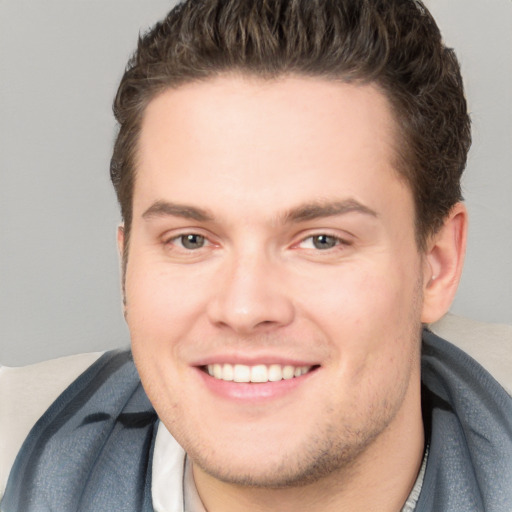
left=317, top=269, right=421, bottom=416
left=301, top=261, right=418, bottom=329
left=125, top=262, right=207, bottom=342
left=124, top=266, right=198, bottom=409
left=296, top=257, right=422, bottom=382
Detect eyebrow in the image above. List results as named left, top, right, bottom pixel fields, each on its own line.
left=141, top=198, right=377, bottom=224
left=282, top=199, right=378, bottom=223
left=142, top=201, right=213, bottom=222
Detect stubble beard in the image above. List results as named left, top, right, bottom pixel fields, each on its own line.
left=187, top=381, right=413, bottom=490
left=187, top=295, right=424, bottom=490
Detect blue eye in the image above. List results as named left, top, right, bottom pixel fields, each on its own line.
left=311, top=234, right=339, bottom=250
left=298, top=234, right=341, bottom=250
left=178, top=234, right=206, bottom=249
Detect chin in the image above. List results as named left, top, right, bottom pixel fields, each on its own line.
left=185, top=424, right=379, bottom=489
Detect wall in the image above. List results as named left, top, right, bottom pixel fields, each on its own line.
left=1, top=0, right=510, bottom=365
left=424, top=0, right=512, bottom=327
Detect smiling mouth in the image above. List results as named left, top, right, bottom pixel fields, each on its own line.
left=202, top=363, right=319, bottom=383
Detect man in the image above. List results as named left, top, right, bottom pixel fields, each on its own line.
left=1, top=0, right=511, bottom=511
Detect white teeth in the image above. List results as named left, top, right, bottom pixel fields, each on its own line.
left=206, top=363, right=313, bottom=382
left=233, top=364, right=251, bottom=383
left=250, top=365, right=268, bottom=383
left=213, top=364, right=222, bottom=379
left=268, top=364, right=282, bottom=382
left=222, top=363, right=234, bottom=381
left=282, top=365, right=295, bottom=380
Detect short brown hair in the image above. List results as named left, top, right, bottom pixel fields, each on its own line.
left=111, top=0, right=471, bottom=252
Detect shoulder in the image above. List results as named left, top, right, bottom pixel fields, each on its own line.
left=429, top=313, right=512, bottom=396
left=0, top=352, right=104, bottom=498
left=420, top=315, right=512, bottom=509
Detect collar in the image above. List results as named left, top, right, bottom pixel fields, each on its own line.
left=152, top=423, right=428, bottom=512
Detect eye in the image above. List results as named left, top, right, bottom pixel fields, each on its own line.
left=299, top=234, right=343, bottom=250
left=174, top=233, right=207, bottom=250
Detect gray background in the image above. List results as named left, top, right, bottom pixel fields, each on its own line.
left=1, top=0, right=511, bottom=366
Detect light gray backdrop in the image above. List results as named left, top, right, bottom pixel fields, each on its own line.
left=1, top=0, right=511, bottom=366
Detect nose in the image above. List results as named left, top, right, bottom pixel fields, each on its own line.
left=206, top=251, right=295, bottom=334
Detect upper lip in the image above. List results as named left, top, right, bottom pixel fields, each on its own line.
left=191, top=353, right=320, bottom=367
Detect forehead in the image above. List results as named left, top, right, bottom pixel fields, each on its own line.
left=134, top=75, right=411, bottom=223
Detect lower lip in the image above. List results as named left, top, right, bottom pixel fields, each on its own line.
left=195, top=367, right=318, bottom=401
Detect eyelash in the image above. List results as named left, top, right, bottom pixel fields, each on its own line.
left=164, top=232, right=351, bottom=253
left=165, top=233, right=211, bottom=250
left=296, top=233, right=350, bottom=251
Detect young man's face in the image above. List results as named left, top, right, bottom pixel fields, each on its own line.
left=123, top=76, right=429, bottom=487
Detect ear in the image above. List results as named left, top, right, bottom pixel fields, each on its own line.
left=117, top=224, right=128, bottom=314
left=117, top=224, right=125, bottom=260
left=421, top=202, right=467, bottom=324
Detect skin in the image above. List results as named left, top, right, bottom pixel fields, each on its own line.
left=120, top=75, right=467, bottom=512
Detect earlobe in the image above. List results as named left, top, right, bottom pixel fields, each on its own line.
left=421, top=203, right=467, bottom=324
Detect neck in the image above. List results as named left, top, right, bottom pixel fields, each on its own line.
left=192, top=377, right=425, bottom=512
